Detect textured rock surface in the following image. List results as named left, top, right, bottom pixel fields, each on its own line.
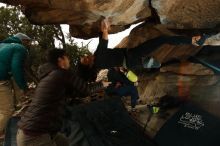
left=2, top=0, right=151, bottom=39
left=152, top=0, right=220, bottom=29
left=116, top=23, right=203, bottom=64
left=137, top=72, right=220, bottom=114
left=2, top=0, right=220, bottom=38
left=160, top=62, right=214, bottom=75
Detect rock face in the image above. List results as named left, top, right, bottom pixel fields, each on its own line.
left=137, top=71, right=220, bottom=116
left=116, top=23, right=203, bottom=64
left=3, top=0, right=151, bottom=39
left=2, top=0, right=220, bottom=38
left=160, top=62, right=214, bottom=75
left=152, top=0, right=220, bottom=29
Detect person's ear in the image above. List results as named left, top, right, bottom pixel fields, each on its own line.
left=57, top=57, right=63, bottom=66
left=58, top=57, right=62, bottom=62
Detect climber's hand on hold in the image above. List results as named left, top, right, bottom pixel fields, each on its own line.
left=101, top=18, right=110, bottom=40
left=101, top=18, right=110, bottom=33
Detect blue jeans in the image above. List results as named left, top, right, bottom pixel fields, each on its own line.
left=106, top=85, right=139, bottom=108
left=3, top=117, right=20, bottom=146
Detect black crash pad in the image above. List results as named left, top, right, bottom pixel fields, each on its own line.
left=155, top=103, right=220, bottom=146
left=63, top=97, right=156, bottom=146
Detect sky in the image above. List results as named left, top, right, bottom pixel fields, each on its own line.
left=0, top=2, right=138, bottom=53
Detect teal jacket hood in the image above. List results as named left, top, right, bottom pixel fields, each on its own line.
left=1, top=36, right=22, bottom=44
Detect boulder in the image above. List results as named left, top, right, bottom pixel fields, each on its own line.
left=116, top=23, right=203, bottom=64
left=2, top=0, right=220, bottom=38
left=2, top=0, right=151, bottom=39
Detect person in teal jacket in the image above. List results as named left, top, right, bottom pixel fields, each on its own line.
left=0, top=33, right=31, bottom=139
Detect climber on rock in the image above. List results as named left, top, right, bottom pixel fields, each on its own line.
left=79, top=19, right=211, bottom=74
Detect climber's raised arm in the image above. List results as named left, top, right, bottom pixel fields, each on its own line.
left=95, top=19, right=110, bottom=54
left=101, top=18, right=109, bottom=40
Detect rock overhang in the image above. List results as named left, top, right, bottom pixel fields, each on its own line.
left=2, top=0, right=219, bottom=39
